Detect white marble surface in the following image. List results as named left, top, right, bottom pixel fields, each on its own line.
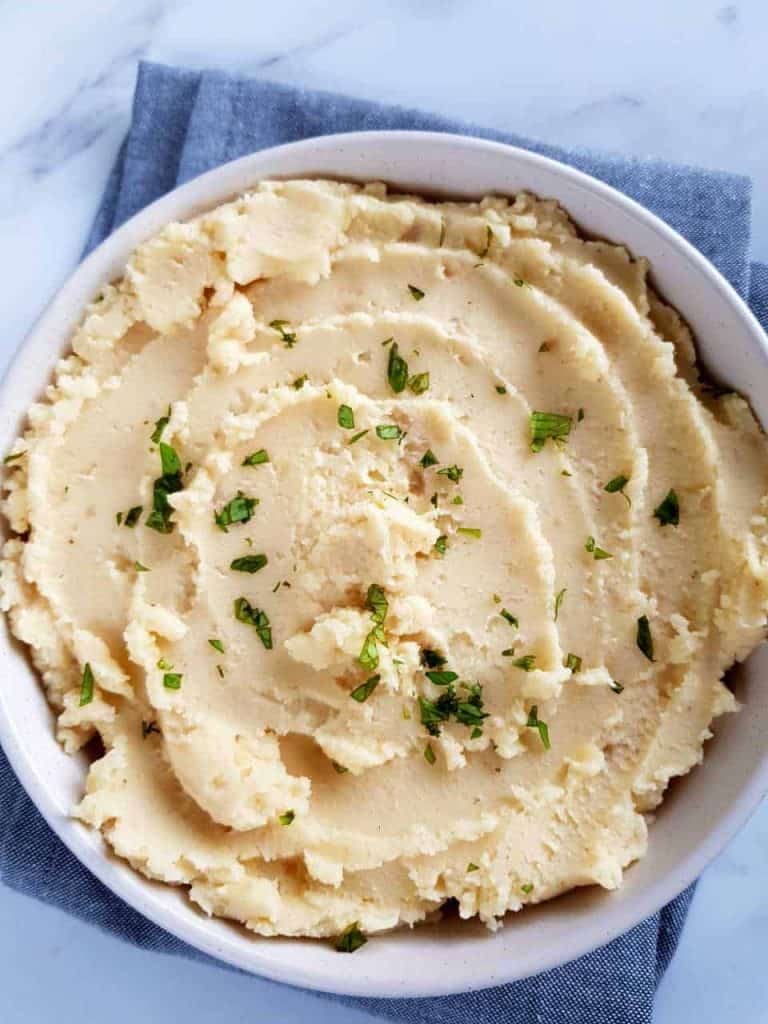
left=1, top=0, right=768, bottom=1020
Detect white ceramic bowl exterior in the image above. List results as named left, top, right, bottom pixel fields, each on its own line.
left=0, top=132, right=766, bottom=998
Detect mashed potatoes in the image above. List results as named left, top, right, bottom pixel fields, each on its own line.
left=3, top=179, right=768, bottom=940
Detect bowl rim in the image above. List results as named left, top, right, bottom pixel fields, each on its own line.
left=1, top=128, right=767, bottom=998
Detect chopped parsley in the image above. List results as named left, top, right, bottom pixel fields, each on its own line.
left=215, top=491, right=258, bottom=532
left=350, top=674, right=381, bottom=702
left=457, top=527, right=482, bottom=539
left=375, top=424, right=402, bottom=441
left=424, top=742, right=437, bottom=765
left=216, top=664, right=225, bottom=678
left=436, top=464, right=463, bottom=483
left=365, top=583, right=388, bottom=625
left=234, top=597, right=272, bottom=649
left=269, top=319, right=297, bottom=347
left=526, top=705, right=550, bottom=749
left=337, top=404, right=355, bottom=430
left=230, top=554, right=268, bottom=573
left=332, top=761, right=349, bottom=774
left=3, top=450, right=26, bottom=465
left=554, top=588, right=566, bottom=621
left=123, top=505, right=142, bottom=528
left=530, top=411, right=572, bottom=453
left=654, top=489, right=679, bottom=527
left=636, top=615, right=654, bottom=662
left=408, top=372, right=430, bottom=394
left=278, top=809, right=295, bottom=826
left=425, top=669, right=458, bottom=686
left=585, top=536, right=612, bottom=560
left=467, top=862, right=480, bottom=873
left=146, top=443, right=184, bottom=534
left=538, top=341, right=552, bottom=353
left=604, top=474, right=630, bottom=504
left=335, top=923, right=367, bottom=954
left=502, top=648, right=516, bottom=657
left=163, top=672, right=182, bottom=690
left=500, top=609, right=519, bottom=628
left=292, top=374, right=308, bottom=390
left=434, top=535, right=448, bottom=556
left=408, top=284, right=425, bottom=301
left=577, top=408, right=585, bottom=422
left=242, top=449, right=269, bottom=466
left=79, top=663, right=95, bottom=707
left=347, top=429, right=369, bottom=445
left=451, top=494, right=463, bottom=505
left=495, top=385, right=508, bottom=395
left=611, top=680, right=624, bottom=694
left=514, top=277, right=525, bottom=287
left=513, top=655, right=536, bottom=671
left=150, top=406, right=171, bottom=443
left=208, top=638, right=225, bottom=653
left=521, top=882, right=534, bottom=895
left=419, top=681, right=488, bottom=736
left=438, top=218, right=447, bottom=247
left=564, top=652, right=582, bottom=672
left=156, top=658, right=173, bottom=671
left=387, top=342, right=409, bottom=394
left=381, top=337, right=394, bottom=347
left=134, top=561, right=150, bottom=572
left=421, top=648, right=446, bottom=669
left=359, top=626, right=384, bottom=671
left=420, top=449, right=439, bottom=469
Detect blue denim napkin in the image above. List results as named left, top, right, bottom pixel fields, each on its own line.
left=3, top=59, right=768, bottom=1024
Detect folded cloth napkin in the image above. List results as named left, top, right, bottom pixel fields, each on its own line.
left=3, top=59, right=768, bottom=1024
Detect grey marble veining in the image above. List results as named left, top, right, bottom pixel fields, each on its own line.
left=1, top=1, right=767, bottom=1021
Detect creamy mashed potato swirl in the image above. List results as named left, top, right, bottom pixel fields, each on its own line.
left=3, top=180, right=768, bottom=939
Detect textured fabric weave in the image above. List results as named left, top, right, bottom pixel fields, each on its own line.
left=2, top=60, right=767, bottom=1023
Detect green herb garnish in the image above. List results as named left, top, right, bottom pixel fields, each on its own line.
left=270, top=319, right=297, bottom=347
left=347, top=429, right=369, bottom=445
left=338, top=404, right=355, bottom=430
left=467, top=862, right=479, bottom=873
left=479, top=224, right=493, bottom=258
left=521, top=882, right=534, bottom=895
left=3, top=450, right=26, bottom=465
left=375, top=424, right=402, bottom=441
left=163, top=672, right=182, bottom=690
left=234, top=597, right=272, bottom=649
left=292, top=374, right=308, bottom=390
left=279, top=809, right=295, bottom=825
left=604, top=474, right=630, bottom=505
left=230, top=554, right=268, bottom=573
left=208, top=638, right=225, bottom=653
left=514, top=655, right=536, bottom=671
left=654, top=489, right=679, bottom=527
left=436, top=464, right=463, bottom=483
left=500, top=609, right=519, bottom=628
left=358, top=627, right=383, bottom=671
left=526, top=705, right=550, bottom=749
left=350, top=674, right=381, bottom=702
left=564, top=652, right=581, bottom=672
left=387, top=341, right=408, bottom=394
left=495, top=385, right=507, bottom=395
left=215, top=491, right=258, bottom=532
left=145, top=443, right=184, bottom=534
left=335, top=923, right=367, bottom=953
left=151, top=406, right=171, bottom=443
left=636, top=615, right=654, bottom=662
left=585, top=536, right=612, bottom=560
left=424, top=742, right=437, bottom=765
left=611, top=680, right=624, bottom=694
left=408, top=284, right=425, bottom=301
left=332, top=761, right=349, bottom=774
left=365, top=583, right=388, bottom=625
left=425, top=670, right=458, bottom=686
left=457, top=527, right=482, bottom=539
left=421, top=648, right=446, bottom=669
left=434, top=535, right=448, bottom=556
left=408, top=372, right=430, bottom=394
left=134, top=561, right=150, bottom=572
left=123, top=505, right=142, bottom=528
left=242, top=449, right=269, bottom=466
left=79, top=663, right=95, bottom=707
left=420, top=449, right=439, bottom=468
left=530, top=411, right=572, bottom=453
left=554, top=588, right=566, bottom=621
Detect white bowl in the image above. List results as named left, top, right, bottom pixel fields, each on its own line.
left=1, top=131, right=767, bottom=999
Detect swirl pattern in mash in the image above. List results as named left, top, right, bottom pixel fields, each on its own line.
left=3, top=180, right=768, bottom=939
